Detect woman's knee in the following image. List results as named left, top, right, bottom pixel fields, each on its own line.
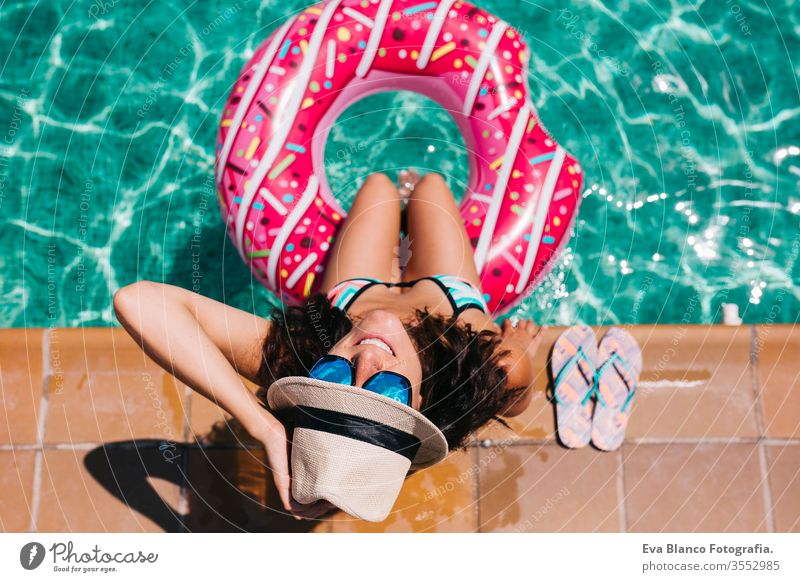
left=410, top=173, right=455, bottom=206
left=418, top=172, right=447, bottom=189
left=362, top=172, right=393, bottom=190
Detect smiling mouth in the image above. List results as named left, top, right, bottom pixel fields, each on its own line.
left=357, top=336, right=395, bottom=356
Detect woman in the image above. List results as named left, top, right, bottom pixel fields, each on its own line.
left=114, top=172, right=544, bottom=519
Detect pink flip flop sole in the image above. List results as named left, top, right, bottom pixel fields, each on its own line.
left=592, top=327, right=642, bottom=451
left=552, top=325, right=598, bottom=449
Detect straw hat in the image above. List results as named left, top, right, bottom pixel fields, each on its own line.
left=267, top=376, right=449, bottom=522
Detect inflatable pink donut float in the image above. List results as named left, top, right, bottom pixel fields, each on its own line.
left=215, top=0, right=583, bottom=314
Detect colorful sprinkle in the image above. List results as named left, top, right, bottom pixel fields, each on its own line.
left=337, top=27, right=351, bottom=42
left=542, top=236, right=556, bottom=244
left=431, top=41, right=456, bottom=62
left=286, top=143, right=307, bottom=153
left=268, top=153, right=297, bottom=180
left=404, top=2, right=437, bottom=16
left=529, top=152, right=556, bottom=166
left=247, top=250, right=271, bottom=258
left=278, top=39, right=291, bottom=58
left=245, top=137, right=261, bottom=160
left=303, top=273, right=315, bottom=297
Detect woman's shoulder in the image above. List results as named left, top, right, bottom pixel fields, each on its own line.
left=458, top=310, right=501, bottom=334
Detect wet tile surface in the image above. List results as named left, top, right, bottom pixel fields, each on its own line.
left=756, top=326, right=800, bottom=438
left=188, top=381, right=261, bottom=447
left=47, top=327, right=165, bottom=376
left=1, top=325, right=797, bottom=533
left=330, top=449, right=476, bottom=532
left=185, top=448, right=328, bottom=532
left=623, top=443, right=768, bottom=532
left=0, top=451, right=36, bottom=532
left=479, top=444, right=621, bottom=532
left=38, top=448, right=183, bottom=532
left=625, top=326, right=758, bottom=439
left=0, top=328, right=44, bottom=444
left=45, top=372, right=186, bottom=444
left=765, top=444, right=800, bottom=532
left=476, top=327, right=578, bottom=442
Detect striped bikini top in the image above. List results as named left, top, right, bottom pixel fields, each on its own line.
left=327, top=275, right=489, bottom=317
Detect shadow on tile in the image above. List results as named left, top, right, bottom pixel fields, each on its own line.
left=84, top=418, right=328, bottom=532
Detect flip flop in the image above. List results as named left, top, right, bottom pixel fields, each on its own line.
left=591, top=327, right=642, bottom=451
left=551, top=325, right=598, bottom=448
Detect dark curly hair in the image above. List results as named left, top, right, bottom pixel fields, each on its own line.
left=256, top=293, right=520, bottom=450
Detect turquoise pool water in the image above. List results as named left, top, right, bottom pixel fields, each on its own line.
left=1, top=0, right=798, bottom=327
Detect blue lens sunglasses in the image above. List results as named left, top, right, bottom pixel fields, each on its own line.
left=307, top=354, right=412, bottom=406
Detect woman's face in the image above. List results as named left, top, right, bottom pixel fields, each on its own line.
left=327, top=309, right=423, bottom=409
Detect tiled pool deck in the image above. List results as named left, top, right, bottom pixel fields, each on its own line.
left=1, top=325, right=798, bottom=533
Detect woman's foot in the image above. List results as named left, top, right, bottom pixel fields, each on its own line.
left=397, top=169, right=421, bottom=204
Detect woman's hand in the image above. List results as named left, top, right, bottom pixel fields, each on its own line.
left=501, top=318, right=547, bottom=362
left=250, top=412, right=337, bottom=520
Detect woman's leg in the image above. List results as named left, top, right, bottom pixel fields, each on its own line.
left=320, top=173, right=402, bottom=293
left=402, top=173, right=481, bottom=288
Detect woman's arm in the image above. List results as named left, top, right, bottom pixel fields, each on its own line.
left=113, top=280, right=269, bottom=422
left=112, top=282, right=293, bottom=507
left=113, top=281, right=335, bottom=519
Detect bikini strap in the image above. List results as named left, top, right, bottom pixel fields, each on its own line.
left=326, top=278, right=383, bottom=313
left=424, top=275, right=488, bottom=317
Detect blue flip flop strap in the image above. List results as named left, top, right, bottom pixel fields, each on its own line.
left=553, top=346, right=596, bottom=405
left=594, top=351, right=637, bottom=411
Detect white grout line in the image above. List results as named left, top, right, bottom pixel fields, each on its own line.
left=757, top=442, right=775, bottom=532
left=29, top=328, right=51, bottom=533
left=763, top=438, right=800, bottom=445
left=472, top=446, right=481, bottom=533
left=750, top=325, right=776, bottom=533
